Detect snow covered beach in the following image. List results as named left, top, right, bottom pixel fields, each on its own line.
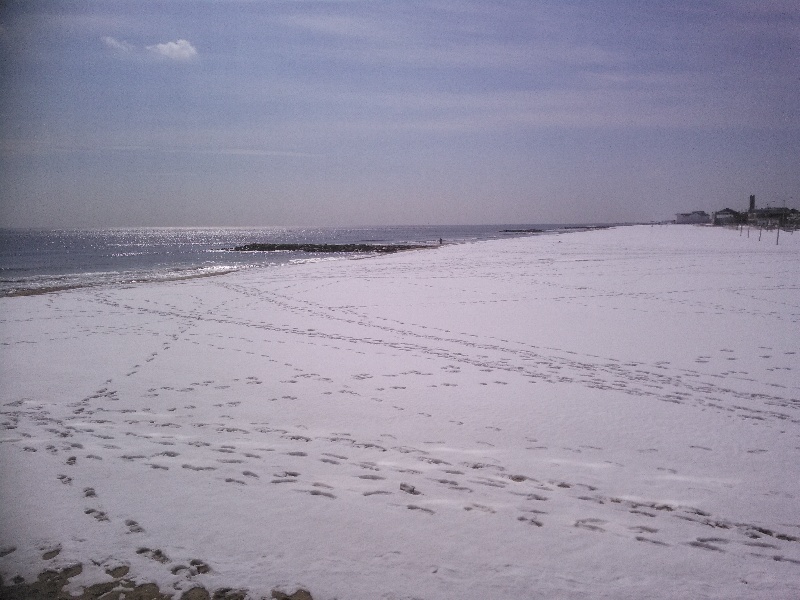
left=1, top=225, right=798, bottom=599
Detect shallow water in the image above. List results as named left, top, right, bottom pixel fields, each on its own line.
left=0, top=224, right=571, bottom=296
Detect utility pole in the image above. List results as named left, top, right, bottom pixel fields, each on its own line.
left=777, top=198, right=786, bottom=245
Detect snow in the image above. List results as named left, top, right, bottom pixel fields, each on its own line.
left=1, top=224, right=798, bottom=599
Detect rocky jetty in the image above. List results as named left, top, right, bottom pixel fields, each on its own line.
left=227, top=243, right=428, bottom=253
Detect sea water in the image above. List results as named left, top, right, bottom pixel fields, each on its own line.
left=0, top=225, right=572, bottom=296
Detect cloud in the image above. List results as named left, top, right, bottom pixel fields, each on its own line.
left=102, top=36, right=134, bottom=53
left=146, top=39, right=197, bottom=61
left=102, top=36, right=197, bottom=61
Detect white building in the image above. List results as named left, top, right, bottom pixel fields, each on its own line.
left=675, top=211, right=711, bottom=224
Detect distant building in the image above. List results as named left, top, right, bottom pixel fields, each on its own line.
left=710, top=194, right=798, bottom=229
left=749, top=207, right=796, bottom=227
left=676, top=211, right=711, bottom=224
left=712, top=208, right=744, bottom=225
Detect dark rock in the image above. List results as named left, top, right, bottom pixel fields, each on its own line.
left=212, top=588, right=247, bottom=600
left=181, top=588, right=211, bottom=600
left=106, top=565, right=130, bottom=579
left=227, top=243, right=427, bottom=254
left=41, top=548, right=61, bottom=560
left=115, top=582, right=171, bottom=600
left=271, top=589, right=314, bottom=600
left=0, top=564, right=82, bottom=600
left=78, top=580, right=119, bottom=600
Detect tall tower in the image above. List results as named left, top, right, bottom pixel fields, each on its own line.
left=749, top=195, right=755, bottom=212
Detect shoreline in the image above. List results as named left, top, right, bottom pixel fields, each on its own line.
left=0, top=267, right=240, bottom=299
left=2, top=225, right=798, bottom=599
left=0, top=224, right=625, bottom=299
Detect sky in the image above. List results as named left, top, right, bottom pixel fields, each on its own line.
left=0, top=0, right=798, bottom=228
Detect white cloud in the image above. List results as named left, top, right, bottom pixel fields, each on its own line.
left=102, top=36, right=134, bottom=53
left=146, top=39, right=197, bottom=61
left=103, top=36, right=198, bottom=62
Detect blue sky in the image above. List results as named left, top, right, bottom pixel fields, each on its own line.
left=1, top=0, right=798, bottom=227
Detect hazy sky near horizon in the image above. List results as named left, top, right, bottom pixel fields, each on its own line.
left=1, top=0, right=798, bottom=227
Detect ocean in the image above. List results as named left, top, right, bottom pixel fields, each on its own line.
left=0, top=224, right=577, bottom=297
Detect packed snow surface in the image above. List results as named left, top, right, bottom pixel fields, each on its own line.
left=1, top=225, right=798, bottom=599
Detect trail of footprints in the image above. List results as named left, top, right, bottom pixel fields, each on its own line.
left=214, top=282, right=799, bottom=419
left=6, top=367, right=800, bottom=572
left=10, top=445, right=218, bottom=586
left=20, top=400, right=799, bottom=570
left=87, top=283, right=799, bottom=429
left=3, top=283, right=799, bottom=581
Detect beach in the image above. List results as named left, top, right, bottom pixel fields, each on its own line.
left=1, top=224, right=798, bottom=599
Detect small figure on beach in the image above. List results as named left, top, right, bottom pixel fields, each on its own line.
left=439, top=238, right=443, bottom=245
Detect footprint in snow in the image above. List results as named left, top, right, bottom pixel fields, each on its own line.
left=636, top=536, right=669, bottom=546
left=126, top=519, right=144, bottom=533
left=85, top=508, right=110, bottom=522
left=464, top=504, right=495, bottom=513
left=407, top=505, right=434, bottom=514
left=136, top=547, right=169, bottom=563
left=574, top=518, right=606, bottom=532
left=182, top=464, right=216, bottom=471
left=300, top=489, right=336, bottom=499
left=686, top=540, right=726, bottom=552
